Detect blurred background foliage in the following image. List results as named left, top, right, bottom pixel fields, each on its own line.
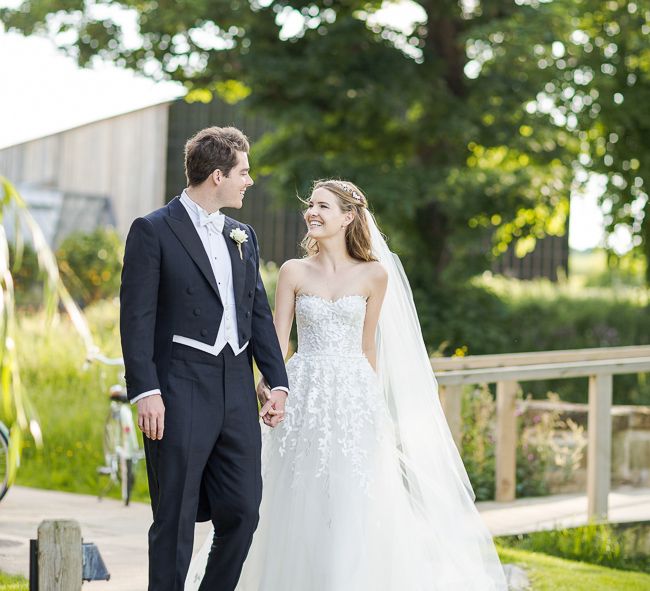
left=1, top=0, right=649, bottom=285
left=56, top=228, right=124, bottom=307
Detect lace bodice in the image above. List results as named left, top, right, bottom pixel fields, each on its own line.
left=294, top=294, right=367, bottom=356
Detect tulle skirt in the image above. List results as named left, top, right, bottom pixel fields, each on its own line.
left=186, top=353, right=507, bottom=590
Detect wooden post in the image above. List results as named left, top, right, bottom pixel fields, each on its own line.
left=440, top=385, right=463, bottom=451
left=587, top=373, right=613, bottom=520
left=495, top=381, right=518, bottom=502
left=37, top=520, right=82, bottom=591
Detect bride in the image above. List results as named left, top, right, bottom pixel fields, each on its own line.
left=186, top=180, right=508, bottom=590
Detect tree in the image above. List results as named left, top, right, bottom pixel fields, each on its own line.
left=554, top=0, right=650, bottom=276
left=2, top=0, right=646, bottom=280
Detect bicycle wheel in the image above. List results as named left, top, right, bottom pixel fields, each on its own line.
left=0, top=424, right=9, bottom=502
left=120, top=457, right=134, bottom=506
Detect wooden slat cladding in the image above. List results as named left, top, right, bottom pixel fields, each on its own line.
left=165, top=100, right=305, bottom=264
left=0, top=103, right=170, bottom=237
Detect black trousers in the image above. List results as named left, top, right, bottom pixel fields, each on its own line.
left=144, top=344, right=262, bottom=591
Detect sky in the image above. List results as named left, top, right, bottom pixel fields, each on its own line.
left=0, top=27, right=606, bottom=251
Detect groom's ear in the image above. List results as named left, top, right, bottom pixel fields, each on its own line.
left=211, top=169, right=223, bottom=185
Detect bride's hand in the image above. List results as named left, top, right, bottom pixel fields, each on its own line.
left=260, top=390, right=287, bottom=428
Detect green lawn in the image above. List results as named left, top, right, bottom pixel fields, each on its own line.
left=0, top=571, right=28, bottom=591
left=497, top=546, right=650, bottom=591
left=12, top=301, right=150, bottom=503
left=5, top=549, right=650, bottom=590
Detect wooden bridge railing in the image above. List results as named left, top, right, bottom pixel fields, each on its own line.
left=432, top=345, right=650, bottom=520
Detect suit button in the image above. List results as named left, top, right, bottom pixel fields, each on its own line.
left=248, top=290, right=253, bottom=298
left=193, top=307, right=201, bottom=316
left=245, top=311, right=250, bottom=318
left=241, top=333, right=247, bottom=340
left=187, top=287, right=195, bottom=295
left=200, top=328, right=208, bottom=337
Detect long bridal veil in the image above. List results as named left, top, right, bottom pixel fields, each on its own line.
left=366, top=208, right=506, bottom=587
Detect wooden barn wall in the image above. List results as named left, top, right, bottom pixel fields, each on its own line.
left=166, top=100, right=305, bottom=264
left=0, top=103, right=170, bottom=237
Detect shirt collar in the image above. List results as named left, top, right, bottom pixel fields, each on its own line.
left=180, top=190, right=222, bottom=228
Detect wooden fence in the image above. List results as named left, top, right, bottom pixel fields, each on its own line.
left=432, top=345, right=650, bottom=520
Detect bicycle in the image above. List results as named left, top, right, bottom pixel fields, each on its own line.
left=0, top=420, right=10, bottom=502
left=88, top=352, right=145, bottom=506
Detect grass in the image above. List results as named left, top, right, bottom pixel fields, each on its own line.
left=11, top=299, right=150, bottom=503
left=498, top=522, right=650, bottom=573
left=0, top=572, right=28, bottom=591
left=3, top=549, right=648, bottom=590
left=496, top=546, right=650, bottom=590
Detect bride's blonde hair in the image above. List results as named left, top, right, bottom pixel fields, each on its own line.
left=301, top=179, right=377, bottom=262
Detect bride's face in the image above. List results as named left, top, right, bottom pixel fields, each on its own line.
left=304, top=188, right=352, bottom=240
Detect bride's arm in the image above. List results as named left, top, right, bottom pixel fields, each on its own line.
left=273, top=259, right=300, bottom=360
left=362, top=263, right=388, bottom=371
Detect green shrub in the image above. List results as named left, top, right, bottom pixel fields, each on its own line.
left=8, top=241, right=43, bottom=308
left=461, top=386, right=559, bottom=501
left=56, top=228, right=124, bottom=307
left=461, top=385, right=496, bottom=501
left=416, top=274, right=650, bottom=404
left=499, top=522, right=650, bottom=573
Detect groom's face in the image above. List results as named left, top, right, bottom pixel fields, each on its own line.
left=214, top=151, right=254, bottom=209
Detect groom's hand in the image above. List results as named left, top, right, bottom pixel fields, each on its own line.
left=260, top=389, right=287, bottom=428
left=137, top=394, right=165, bottom=440
left=256, top=379, right=271, bottom=408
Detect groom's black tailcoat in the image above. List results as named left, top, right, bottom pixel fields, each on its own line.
left=120, top=196, right=288, bottom=591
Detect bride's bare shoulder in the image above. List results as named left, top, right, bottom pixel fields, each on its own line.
left=279, top=258, right=312, bottom=281
left=360, top=260, right=387, bottom=283
left=280, top=257, right=311, bottom=271
left=355, top=260, right=387, bottom=298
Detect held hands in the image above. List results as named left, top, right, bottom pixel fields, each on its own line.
left=257, top=379, right=287, bottom=428
left=137, top=394, right=165, bottom=440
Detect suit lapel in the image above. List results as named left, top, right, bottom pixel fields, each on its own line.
left=165, top=197, right=221, bottom=302
left=223, top=217, right=246, bottom=305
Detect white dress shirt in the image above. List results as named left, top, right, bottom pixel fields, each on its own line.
left=132, top=191, right=287, bottom=403
left=174, top=191, right=248, bottom=357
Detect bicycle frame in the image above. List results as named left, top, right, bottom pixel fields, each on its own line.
left=110, top=401, right=140, bottom=461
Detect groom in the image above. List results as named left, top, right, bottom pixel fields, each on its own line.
left=120, top=126, right=289, bottom=591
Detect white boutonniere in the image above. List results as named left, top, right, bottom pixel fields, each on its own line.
left=229, top=227, right=249, bottom=259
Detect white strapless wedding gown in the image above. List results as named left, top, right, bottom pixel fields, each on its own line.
left=186, top=294, right=507, bottom=590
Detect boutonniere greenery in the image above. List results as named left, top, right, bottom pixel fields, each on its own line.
left=229, top=227, right=249, bottom=259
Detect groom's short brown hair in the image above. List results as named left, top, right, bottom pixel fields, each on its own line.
left=184, top=126, right=250, bottom=186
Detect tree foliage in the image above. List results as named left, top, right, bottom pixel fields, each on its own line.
left=2, top=0, right=648, bottom=280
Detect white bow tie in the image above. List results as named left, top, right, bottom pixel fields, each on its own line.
left=198, top=210, right=225, bottom=233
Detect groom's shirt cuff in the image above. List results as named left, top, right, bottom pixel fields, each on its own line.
left=271, top=386, right=289, bottom=395
left=130, top=389, right=161, bottom=404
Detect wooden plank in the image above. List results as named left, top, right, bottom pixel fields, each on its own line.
left=435, top=357, right=650, bottom=386
left=587, top=374, right=613, bottom=520
left=431, top=345, right=650, bottom=371
left=439, top=385, right=463, bottom=451
left=37, top=520, right=82, bottom=591
left=495, top=381, right=518, bottom=502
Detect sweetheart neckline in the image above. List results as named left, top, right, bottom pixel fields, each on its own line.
left=295, top=293, right=368, bottom=304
